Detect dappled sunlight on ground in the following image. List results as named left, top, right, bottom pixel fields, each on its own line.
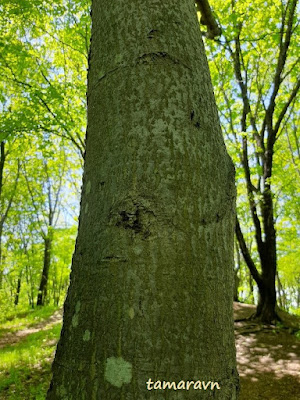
left=0, top=310, right=62, bottom=349
left=234, top=302, right=300, bottom=400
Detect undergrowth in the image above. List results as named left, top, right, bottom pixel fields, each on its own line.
left=0, top=307, right=61, bottom=400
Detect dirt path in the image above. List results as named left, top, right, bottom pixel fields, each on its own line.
left=0, top=309, right=63, bottom=348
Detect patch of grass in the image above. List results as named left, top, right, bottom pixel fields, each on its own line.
left=0, top=365, right=51, bottom=400
left=0, top=323, right=61, bottom=400
left=0, top=306, right=59, bottom=338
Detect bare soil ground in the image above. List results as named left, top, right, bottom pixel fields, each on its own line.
left=234, top=302, right=300, bottom=400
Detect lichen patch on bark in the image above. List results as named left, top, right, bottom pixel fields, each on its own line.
left=86, top=180, right=92, bottom=194
left=72, top=314, right=79, bottom=328
left=128, top=307, right=135, bottom=319
left=83, top=330, right=91, bottom=341
left=72, top=301, right=81, bottom=328
left=75, top=301, right=81, bottom=313
left=104, top=357, right=132, bottom=388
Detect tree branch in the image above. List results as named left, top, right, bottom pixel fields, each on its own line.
left=195, top=0, right=221, bottom=39
left=0, top=142, right=6, bottom=200
left=1, top=61, right=85, bottom=157
left=0, top=161, right=20, bottom=228
left=22, top=163, right=47, bottom=238
left=241, top=137, right=264, bottom=248
left=225, top=35, right=265, bottom=154
left=273, top=77, right=300, bottom=137
left=235, top=217, right=263, bottom=287
left=264, top=0, right=298, bottom=136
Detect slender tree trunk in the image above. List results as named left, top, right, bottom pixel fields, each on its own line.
left=14, top=273, right=22, bottom=306
left=248, top=273, right=254, bottom=304
left=56, top=272, right=64, bottom=306
left=48, top=1, right=238, bottom=398
left=234, top=269, right=239, bottom=302
left=0, top=142, right=20, bottom=289
left=0, top=141, right=5, bottom=288
left=0, top=232, right=3, bottom=289
left=37, top=236, right=52, bottom=306
left=234, top=241, right=240, bottom=302
left=276, top=272, right=286, bottom=310
left=25, top=265, right=34, bottom=307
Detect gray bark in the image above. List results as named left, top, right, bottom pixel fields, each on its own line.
left=48, top=0, right=238, bottom=399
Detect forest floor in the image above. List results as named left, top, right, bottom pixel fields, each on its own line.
left=234, top=302, right=300, bottom=400
left=0, top=309, right=62, bottom=349
left=0, top=302, right=299, bottom=399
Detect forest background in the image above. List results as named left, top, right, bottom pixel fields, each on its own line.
left=0, top=0, right=299, bottom=398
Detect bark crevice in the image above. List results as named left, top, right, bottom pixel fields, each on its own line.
left=91, top=52, right=192, bottom=91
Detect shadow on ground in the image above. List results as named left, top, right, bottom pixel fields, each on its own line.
left=234, top=302, right=300, bottom=400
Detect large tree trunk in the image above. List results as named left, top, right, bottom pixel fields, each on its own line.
left=252, top=179, right=277, bottom=322
left=47, top=1, right=238, bottom=398
left=235, top=214, right=278, bottom=322
left=37, top=236, right=52, bottom=306
left=255, top=232, right=277, bottom=322
left=256, top=277, right=277, bottom=322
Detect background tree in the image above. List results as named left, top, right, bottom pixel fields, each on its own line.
left=205, top=0, right=300, bottom=322
left=0, top=0, right=86, bottom=308
left=0, top=139, right=20, bottom=288
left=22, top=146, right=66, bottom=306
